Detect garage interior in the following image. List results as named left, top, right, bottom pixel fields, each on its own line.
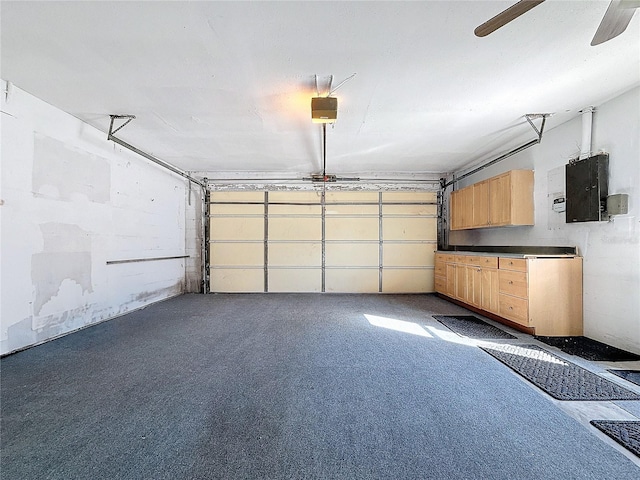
left=1, top=1, right=640, bottom=478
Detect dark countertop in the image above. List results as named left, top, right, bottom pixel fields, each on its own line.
left=439, top=245, right=577, bottom=255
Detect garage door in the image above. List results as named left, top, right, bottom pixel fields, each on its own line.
left=208, top=190, right=437, bottom=293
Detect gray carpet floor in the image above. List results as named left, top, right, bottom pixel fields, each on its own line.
left=2, top=293, right=639, bottom=479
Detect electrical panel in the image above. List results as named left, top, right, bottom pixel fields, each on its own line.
left=565, top=153, right=609, bottom=223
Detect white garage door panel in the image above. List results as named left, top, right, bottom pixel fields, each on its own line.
left=325, top=243, right=379, bottom=267
left=383, top=243, right=436, bottom=267
left=269, top=217, right=322, bottom=241
left=269, top=204, right=322, bottom=215
left=211, top=191, right=265, bottom=202
left=269, top=243, right=322, bottom=266
left=269, top=191, right=321, bottom=204
left=210, top=217, right=264, bottom=241
left=382, top=204, right=437, bottom=216
left=269, top=268, right=322, bottom=292
left=382, top=192, right=437, bottom=203
left=211, top=268, right=264, bottom=292
left=325, top=204, right=379, bottom=216
left=383, top=269, right=434, bottom=293
left=326, top=217, right=378, bottom=241
left=383, top=217, right=437, bottom=241
left=210, top=204, right=264, bottom=215
left=325, top=269, right=379, bottom=293
left=211, top=243, right=264, bottom=267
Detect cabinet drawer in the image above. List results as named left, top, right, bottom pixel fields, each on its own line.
left=434, top=261, right=446, bottom=276
left=434, top=276, right=446, bottom=293
left=499, top=270, right=528, bottom=298
left=455, top=254, right=471, bottom=264
left=476, top=256, right=498, bottom=268
left=499, top=294, right=529, bottom=325
left=464, top=256, right=483, bottom=266
left=499, top=257, right=527, bottom=271
left=437, top=253, right=455, bottom=263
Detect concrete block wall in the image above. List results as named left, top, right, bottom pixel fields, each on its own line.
left=1, top=81, right=199, bottom=355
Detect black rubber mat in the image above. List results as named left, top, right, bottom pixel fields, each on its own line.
left=591, top=420, right=640, bottom=458
left=480, top=344, right=640, bottom=401
left=433, top=315, right=516, bottom=339
left=607, top=370, right=640, bottom=387
left=535, top=336, right=640, bottom=362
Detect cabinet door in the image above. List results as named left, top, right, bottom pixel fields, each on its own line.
left=450, top=190, right=461, bottom=230
left=489, top=173, right=511, bottom=226
left=480, top=267, right=499, bottom=313
left=454, top=264, right=467, bottom=301
left=469, top=266, right=482, bottom=307
left=460, top=187, right=474, bottom=229
left=472, top=180, right=489, bottom=227
left=509, top=170, right=535, bottom=225
left=446, top=263, right=456, bottom=296
left=451, top=187, right=474, bottom=230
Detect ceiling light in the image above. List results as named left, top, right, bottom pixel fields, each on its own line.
left=311, top=97, right=337, bottom=123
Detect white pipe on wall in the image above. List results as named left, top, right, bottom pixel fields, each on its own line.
left=580, top=106, right=594, bottom=159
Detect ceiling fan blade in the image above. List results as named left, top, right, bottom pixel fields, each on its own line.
left=620, top=0, right=640, bottom=8
left=591, top=0, right=637, bottom=45
left=475, top=0, right=546, bottom=37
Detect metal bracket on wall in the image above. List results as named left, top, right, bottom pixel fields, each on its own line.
left=107, top=114, right=206, bottom=189
left=442, top=113, right=552, bottom=189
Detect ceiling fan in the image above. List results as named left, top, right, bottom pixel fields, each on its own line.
left=475, top=0, right=640, bottom=45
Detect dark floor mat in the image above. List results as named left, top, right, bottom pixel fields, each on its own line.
left=591, top=420, right=640, bottom=458
left=535, top=336, right=640, bottom=362
left=433, top=315, right=516, bottom=339
left=608, top=370, right=640, bottom=387
left=480, top=344, right=640, bottom=401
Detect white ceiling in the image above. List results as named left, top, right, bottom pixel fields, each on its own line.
left=2, top=1, right=639, bottom=180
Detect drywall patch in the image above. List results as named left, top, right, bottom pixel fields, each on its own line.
left=33, top=133, right=111, bottom=203
left=39, top=222, right=92, bottom=251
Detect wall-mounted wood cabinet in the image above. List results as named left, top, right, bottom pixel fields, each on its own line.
left=434, top=252, right=583, bottom=336
left=450, top=170, right=534, bottom=230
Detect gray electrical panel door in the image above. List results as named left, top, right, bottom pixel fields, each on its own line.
left=565, top=154, right=609, bottom=223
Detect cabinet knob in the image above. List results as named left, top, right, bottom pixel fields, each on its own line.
left=509, top=306, right=513, bottom=310
left=508, top=281, right=513, bottom=285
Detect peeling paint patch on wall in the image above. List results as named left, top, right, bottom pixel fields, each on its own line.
left=31, top=256, right=92, bottom=317
left=33, top=133, right=111, bottom=203
left=31, top=223, right=93, bottom=324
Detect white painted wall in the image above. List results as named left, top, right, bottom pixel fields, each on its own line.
left=449, top=86, right=640, bottom=354
left=1, top=81, right=201, bottom=355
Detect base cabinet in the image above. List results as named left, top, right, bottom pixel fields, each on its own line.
left=435, top=252, right=582, bottom=336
